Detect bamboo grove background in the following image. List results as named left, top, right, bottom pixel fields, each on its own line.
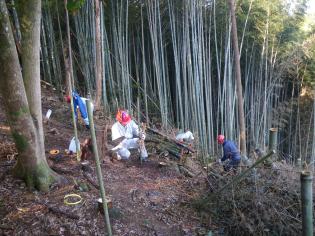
left=26, top=0, right=315, bottom=162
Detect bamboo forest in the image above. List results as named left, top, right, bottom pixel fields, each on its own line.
left=0, top=0, right=314, bottom=235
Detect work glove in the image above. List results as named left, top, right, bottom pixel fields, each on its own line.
left=139, top=132, right=146, bottom=140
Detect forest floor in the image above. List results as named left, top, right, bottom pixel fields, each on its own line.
left=0, top=85, right=311, bottom=236
left=0, top=86, right=212, bottom=236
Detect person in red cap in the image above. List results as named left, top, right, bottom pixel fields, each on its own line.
left=110, top=110, right=147, bottom=161
left=217, top=134, right=241, bottom=172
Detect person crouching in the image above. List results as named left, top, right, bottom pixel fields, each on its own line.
left=217, top=134, right=241, bottom=172
left=110, top=110, right=148, bottom=161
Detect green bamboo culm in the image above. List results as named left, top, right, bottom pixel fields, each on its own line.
left=268, top=128, right=277, bottom=161
left=65, top=0, right=80, bottom=161
left=265, top=127, right=278, bottom=165
left=86, top=100, right=112, bottom=236
left=69, top=83, right=80, bottom=161
left=301, top=171, right=313, bottom=236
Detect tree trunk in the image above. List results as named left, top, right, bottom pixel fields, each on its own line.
left=94, top=0, right=102, bottom=109
left=228, top=0, right=247, bottom=156
left=20, top=0, right=45, bottom=156
left=0, top=0, right=60, bottom=191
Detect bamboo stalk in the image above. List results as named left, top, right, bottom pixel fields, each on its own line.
left=301, top=171, right=313, bottom=236
left=86, top=100, right=112, bottom=236
left=65, top=0, right=80, bottom=161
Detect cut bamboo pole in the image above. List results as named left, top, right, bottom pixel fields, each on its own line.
left=269, top=128, right=278, bottom=161
left=301, top=171, right=313, bottom=236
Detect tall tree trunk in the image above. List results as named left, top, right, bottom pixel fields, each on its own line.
left=0, top=0, right=60, bottom=191
left=20, top=0, right=45, bottom=157
left=228, top=0, right=247, bottom=156
left=94, top=0, right=102, bottom=109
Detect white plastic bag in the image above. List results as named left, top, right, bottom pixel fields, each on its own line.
left=176, top=131, right=194, bottom=142
left=45, top=109, right=52, bottom=119
left=69, top=137, right=80, bottom=153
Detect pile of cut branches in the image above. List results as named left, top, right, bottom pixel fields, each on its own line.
left=195, top=162, right=307, bottom=235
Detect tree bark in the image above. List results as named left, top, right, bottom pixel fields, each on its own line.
left=19, top=0, right=45, bottom=155
left=0, top=0, right=59, bottom=191
left=94, top=0, right=102, bottom=109
left=228, top=0, right=247, bottom=156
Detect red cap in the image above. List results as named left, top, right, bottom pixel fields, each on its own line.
left=65, top=95, right=71, bottom=103
left=217, top=134, right=225, bottom=144
left=116, top=110, right=131, bottom=126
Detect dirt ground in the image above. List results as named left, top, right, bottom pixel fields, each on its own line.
left=0, top=86, right=212, bottom=236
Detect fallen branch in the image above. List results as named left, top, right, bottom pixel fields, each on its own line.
left=83, top=172, right=99, bottom=189
left=166, top=149, right=181, bottom=159
left=179, top=165, right=195, bottom=177
left=47, top=205, right=79, bottom=220
left=33, top=200, right=80, bottom=220
left=51, top=165, right=79, bottom=175
left=207, top=170, right=224, bottom=180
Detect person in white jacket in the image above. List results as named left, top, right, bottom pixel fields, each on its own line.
left=111, top=110, right=148, bottom=161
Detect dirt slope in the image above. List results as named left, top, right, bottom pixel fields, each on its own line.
left=0, top=86, right=210, bottom=236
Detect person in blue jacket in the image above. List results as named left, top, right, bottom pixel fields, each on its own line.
left=217, top=134, right=241, bottom=172
left=65, top=91, right=94, bottom=129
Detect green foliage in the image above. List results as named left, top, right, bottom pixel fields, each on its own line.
left=67, top=0, right=86, bottom=14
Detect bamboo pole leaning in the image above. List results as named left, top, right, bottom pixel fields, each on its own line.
left=86, top=100, right=112, bottom=236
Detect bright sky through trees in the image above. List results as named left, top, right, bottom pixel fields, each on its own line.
left=287, top=0, right=315, bottom=14
left=308, top=0, right=315, bottom=14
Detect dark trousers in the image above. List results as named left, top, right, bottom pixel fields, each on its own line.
left=223, top=159, right=240, bottom=172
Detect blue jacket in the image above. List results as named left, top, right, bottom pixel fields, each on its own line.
left=221, top=140, right=241, bottom=162
left=72, top=91, right=88, bottom=124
